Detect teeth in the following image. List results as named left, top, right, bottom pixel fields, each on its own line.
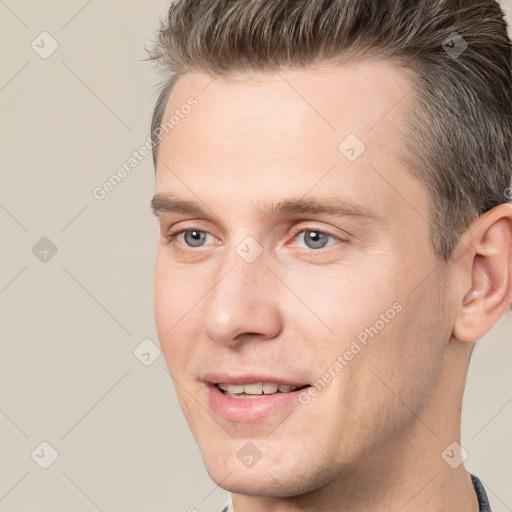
left=217, top=382, right=300, bottom=396
left=218, top=383, right=243, bottom=393
left=262, top=383, right=279, bottom=394
left=244, top=383, right=264, bottom=395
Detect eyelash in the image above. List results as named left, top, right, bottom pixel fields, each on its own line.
left=164, top=226, right=344, bottom=252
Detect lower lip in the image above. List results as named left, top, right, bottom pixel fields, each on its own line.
left=207, top=384, right=309, bottom=423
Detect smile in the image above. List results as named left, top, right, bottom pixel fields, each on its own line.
left=216, top=382, right=307, bottom=397
left=204, top=375, right=311, bottom=422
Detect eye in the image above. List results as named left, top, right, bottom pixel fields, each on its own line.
left=291, top=229, right=342, bottom=250
left=165, top=229, right=214, bottom=248
left=164, top=227, right=343, bottom=252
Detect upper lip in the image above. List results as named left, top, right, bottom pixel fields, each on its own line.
left=202, top=372, right=310, bottom=387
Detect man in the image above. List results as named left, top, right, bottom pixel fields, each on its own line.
left=148, top=1, right=512, bottom=510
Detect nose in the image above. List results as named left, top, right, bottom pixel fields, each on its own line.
left=203, top=245, right=283, bottom=347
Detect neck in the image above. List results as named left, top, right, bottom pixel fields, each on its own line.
left=231, top=339, right=480, bottom=512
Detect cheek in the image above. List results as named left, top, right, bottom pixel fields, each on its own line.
left=153, top=254, right=195, bottom=369
left=345, top=274, right=449, bottom=430
left=153, top=253, right=198, bottom=327
left=280, top=259, right=399, bottom=356
left=153, top=255, right=173, bottom=338
left=286, top=260, right=446, bottom=430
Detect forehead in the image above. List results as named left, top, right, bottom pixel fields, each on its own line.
left=155, top=59, right=427, bottom=223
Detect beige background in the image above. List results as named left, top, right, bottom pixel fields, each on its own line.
left=0, top=1, right=511, bottom=511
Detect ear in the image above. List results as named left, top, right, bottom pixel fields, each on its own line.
left=452, top=203, right=512, bottom=343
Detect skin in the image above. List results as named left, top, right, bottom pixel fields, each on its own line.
left=152, top=59, right=512, bottom=511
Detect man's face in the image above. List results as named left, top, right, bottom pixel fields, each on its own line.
left=153, top=60, right=455, bottom=496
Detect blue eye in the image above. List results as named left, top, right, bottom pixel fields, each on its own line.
left=165, top=227, right=342, bottom=252
left=302, top=231, right=330, bottom=249
left=294, top=230, right=340, bottom=250
left=166, top=229, right=212, bottom=247
left=182, top=230, right=208, bottom=247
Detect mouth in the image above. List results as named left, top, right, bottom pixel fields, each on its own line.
left=203, top=375, right=312, bottom=422
left=215, top=381, right=309, bottom=398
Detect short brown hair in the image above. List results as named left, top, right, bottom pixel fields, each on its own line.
left=147, top=0, right=512, bottom=260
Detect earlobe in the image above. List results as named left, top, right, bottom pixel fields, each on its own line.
left=452, top=204, right=512, bottom=343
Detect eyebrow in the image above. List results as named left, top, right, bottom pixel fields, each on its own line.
left=150, top=193, right=382, bottom=222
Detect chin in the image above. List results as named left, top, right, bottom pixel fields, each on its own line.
left=201, top=446, right=333, bottom=499
left=208, top=468, right=304, bottom=498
